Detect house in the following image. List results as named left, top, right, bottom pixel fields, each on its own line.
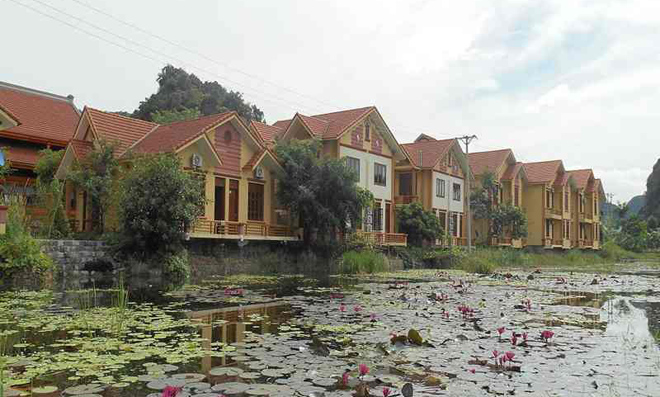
left=468, top=149, right=527, bottom=248
left=56, top=107, right=297, bottom=241
left=566, top=169, right=605, bottom=249
left=394, top=134, right=471, bottom=246
left=522, top=160, right=576, bottom=249
left=250, top=107, right=409, bottom=246
left=0, top=81, right=80, bottom=212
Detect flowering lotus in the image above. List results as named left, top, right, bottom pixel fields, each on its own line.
left=541, top=330, right=555, bottom=342
left=342, top=371, right=350, bottom=386
left=492, top=349, right=499, bottom=358
left=468, top=368, right=476, bottom=374
left=339, top=303, right=346, bottom=312
left=505, top=351, right=515, bottom=361
left=162, top=386, right=181, bottom=397
left=510, top=333, right=518, bottom=346
left=354, top=305, right=363, bottom=313
left=497, top=326, right=506, bottom=339
left=224, top=288, right=244, bottom=296
left=382, top=387, right=392, bottom=397
left=370, top=313, right=378, bottom=322
left=359, top=363, right=370, bottom=376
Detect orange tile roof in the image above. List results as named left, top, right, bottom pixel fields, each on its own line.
left=86, top=108, right=158, bottom=155
left=272, top=106, right=374, bottom=140
left=132, top=112, right=235, bottom=154
left=242, top=149, right=266, bottom=171
left=401, top=138, right=455, bottom=169
left=4, top=144, right=42, bottom=168
left=468, top=149, right=513, bottom=176
left=0, top=82, right=79, bottom=145
left=566, top=169, right=594, bottom=190
left=554, top=172, right=570, bottom=187
left=70, top=139, right=93, bottom=161
left=250, top=121, right=284, bottom=143
left=501, top=162, right=524, bottom=181
left=523, top=160, right=563, bottom=184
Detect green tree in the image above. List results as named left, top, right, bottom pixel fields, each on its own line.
left=396, top=202, right=444, bottom=246
left=274, top=139, right=370, bottom=244
left=133, top=65, right=265, bottom=122
left=67, top=141, right=120, bottom=232
left=118, top=153, right=205, bottom=257
left=151, top=108, right=201, bottom=124
left=615, top=214, right=648, bottom=252
left=34, top=149, right=70, bottom=238
left=491, top=203, right=528, bottom=240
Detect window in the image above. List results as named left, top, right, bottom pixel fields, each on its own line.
left=580, top=194, right=585, bottom=213
left=248, top=183, right=264, bottom=221
left=453, top=183, right=461, bottom=201
left=372, top=202, right=383, bottom=231
left=346, top=157, right=360, bottom=181
left=546, top=189, right=553, bottom=208
left=374, top=163, right=386, bottom=186
left=436, top=178, right=446, bottom=198
left=546, top=219, right=552, bottom=238
left=514, top=185, right=519, bottom=207
left=438, top=210, right=447, bottom=230
left=451, top=213, right=459, bottom=236
left=365, top=123, right=371, bottom=141
left=399, top=173, right=412, bottom=196
left=564, top=190, right=569, bottom=212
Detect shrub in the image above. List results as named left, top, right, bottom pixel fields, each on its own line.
left=457, top=254, right=495, bottom=275
left=339, top=250, right=387, bottom=274
left=0, top=197, right=52, bottom=278
left=163, top=250, right=190, bottom=280
left=396, top=202, right=444, bottom=246
left=599, top=241, right=631, bottom=261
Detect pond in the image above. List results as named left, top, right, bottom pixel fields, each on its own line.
left=1, top=266, right=660, bottom=396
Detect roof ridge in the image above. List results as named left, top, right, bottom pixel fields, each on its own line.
left=470, top=148, right=512, bottom=155
left=0, top=80, right=75, bottom=103
left=524, top=159, right=562, bottom=165
left=311, top=106, right=374, bottom=118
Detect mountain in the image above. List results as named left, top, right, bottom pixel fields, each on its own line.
left=628, top=195, right=646, bottom=216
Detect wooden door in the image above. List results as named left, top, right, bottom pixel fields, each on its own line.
left=228, top=180, right=239, bottom=222
left=385, top=203, right=391, bottom=233
left=214, top=178, right=225, bottom=221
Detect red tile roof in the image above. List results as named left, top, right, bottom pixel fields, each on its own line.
left=524, top=160, right=563, bottom=184
left=0, top=82, right=79, bottom=145
left=272, top=106, right=375, bottom=140
left=566, top=169, right=594, bottom=190
left=401, top=138, right=455, bottom=169
left=554, top=172, right=571, bottom=187
left=242, top=149, right=266, bottom=171
left=468, top=149, right=513, bottom=176
left=86, top=108, right=158, bottom=155
left=5, top=144, right=41, bottom=168
left=250, top=121, right=284, bottom=143
left=132, top=112, right=235, bottom=154
left=501, top=162, right=524, bottom=181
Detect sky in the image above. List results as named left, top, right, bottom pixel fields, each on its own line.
left=2, top=0, right=658, bottom=202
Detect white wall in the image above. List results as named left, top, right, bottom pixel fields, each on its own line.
left=340, top=146, right=392, bottom=202
left=431, top=171, right=464, bottom=213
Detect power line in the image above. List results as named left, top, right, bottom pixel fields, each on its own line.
left=9, top=0, right=325, bottom=116
left=66, top=0, right=342, bottom=110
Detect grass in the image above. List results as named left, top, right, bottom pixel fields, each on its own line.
left=339, top=250, right=387, bottom=274
left=454, top=242, right=659, bottom=274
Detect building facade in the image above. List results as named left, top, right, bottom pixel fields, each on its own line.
left=567, top=169, right=604, bottom=249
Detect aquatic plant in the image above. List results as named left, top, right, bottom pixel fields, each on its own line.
left=342, top=370, right=350, bottom=387
left=162, top=385, right=182, bottom=397
left=510, top=332, right=518, bottom=346
left=497, top=326, right=506, bottom=339
left=354, top=305, right=363, bottom=313
left=358, top=363, right=369, bottom=377
left=339, top=303, right=346, bottom=312
left=541, top=330, right=555, bottom=342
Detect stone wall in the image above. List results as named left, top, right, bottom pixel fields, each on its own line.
left=40, top=240, right=113, bottom=275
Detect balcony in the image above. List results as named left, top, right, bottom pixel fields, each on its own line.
left=543, top=238, right=563, bottom=249
left=356, top=231, right=407, bottom=246
left=190, top=219, right=299, bottom=241
left=490, top=237, right=525, bottom=249
left=544, top=208, right=562, bottom=220
left=578, top=212, right=593, bottom=223
left=394, top=195, right=419, bottom=205
left=562, top=239, right=572, bottom=249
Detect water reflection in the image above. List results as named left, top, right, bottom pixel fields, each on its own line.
left=187, top=301, right=292, bottom=372
left=602, top=297, right=660, bottom=345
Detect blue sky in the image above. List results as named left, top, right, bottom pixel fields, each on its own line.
left=2, top=0, right=658, bottom=202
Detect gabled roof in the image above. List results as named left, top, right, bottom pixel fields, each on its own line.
left=273, top=106, right=374, bottom=140
left=250, top=120, right=284, bottom=144
left=414, top=133, right=436, bottom=142
left=589, top=178, right=605, bottom=196
left=501, top=162, right=526, bottom=181
left=401, top=138, right=456, bottom=169
left=0, top=81, right=80, bottom=145
left=554, top=172, right=573, bottom=187
left=523, top=160, right=564, bottom=184
left=131, top=112, right=235, bottom=154
left=70, top=139, right=94, bottom=161
left=566, top=169, right=594, bottom=190
left=85, top=108, right=158, bottom=155
left=468, top=149, right=514, bottom=176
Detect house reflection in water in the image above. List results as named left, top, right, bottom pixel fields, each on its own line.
left=187, top=301, right=291, bottom=372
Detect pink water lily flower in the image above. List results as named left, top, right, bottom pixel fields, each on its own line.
left=492, top=349, right=499, bottom=358
left=354, top=305, right=363, bottom=313
left=342, top=371, right=350, bottom=386
left=541, top=330, right=555, bottom=342
left=510, top=333, right=518, bottom=346
left=339, top=303, right=346, bottom=312
left=382, top=387, right=392, bottom=397
left=468, top=368, right=476, bottom=374
left=505, top=351, right=515, bottom=361
left=370, top=313, right=378, bottom=322
left=497, top=326, right=506, bottom=339
left=358, top=363, right=370, bottom=376
left=162, top=386, right=181, bottom=397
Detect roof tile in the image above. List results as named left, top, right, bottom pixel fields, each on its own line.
left=468, top=149, right=513, bottom=176
left=86, top=108, right=158, bottom=155
left=401, top=138, right=455, bottom=169
left=523, top=160, right=563, bottom=184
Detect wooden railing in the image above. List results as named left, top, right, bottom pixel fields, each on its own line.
left=356, top=231, right=407, bottom=246
left=553, top=239, right=563, bottom=246
left=491, top=237, right=513, bottom=246
left=545, top=208, right=562, bottom=218
left=191, top=218, right=295, bottom=239
left=394, top=195, right=418, bottom=205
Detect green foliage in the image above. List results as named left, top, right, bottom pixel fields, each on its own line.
left=67, top=141, right=120, bottom=233
left=396, top=202, right=444, bottom=246
left=600, top=241, right=631, bottom=261
left=163, top=249, right=190, bottom=280
left=118, top=153, right=205, bottom=257
left=646, top=229, right=660, bottom=250
left=491, top=203, right=528, bottom=239
left=0, top=147, right=12, bottom=182
left=339, top=250, right=387, bottom=274
left=0, top=197, right=52, bottom=278
left=612, top=215, right=648, bottom=252
left=458, top=254, right=495, bottom=274
left=274, top=139, right=369, bottom=244
left=396, top=246, right=464, bottom=269
left=34, top=149, right=70, bottom=238
left=134, top=65, right=264, bottom=122
left=151, top=107, right=201, bottom=124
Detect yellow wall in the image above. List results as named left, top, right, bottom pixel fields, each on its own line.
left=523, top=184, right=545, bottom=246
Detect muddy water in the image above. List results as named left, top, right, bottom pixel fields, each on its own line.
left=1, top=268, right=660, bottom=396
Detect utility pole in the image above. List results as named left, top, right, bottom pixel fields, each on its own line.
left=457, top=135, right=477, bottom=252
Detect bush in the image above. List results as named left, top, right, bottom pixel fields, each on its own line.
left=163, top=250, right=190, bottom=280
left=339, top=250, right=387, bottom=274
left=457, top=254, right=495, bottom=274
left=396, top=202, right=443, bottom=246
left=0, top=197, right=52, bottom=278
left=599, top=241, right=631, bottom=261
